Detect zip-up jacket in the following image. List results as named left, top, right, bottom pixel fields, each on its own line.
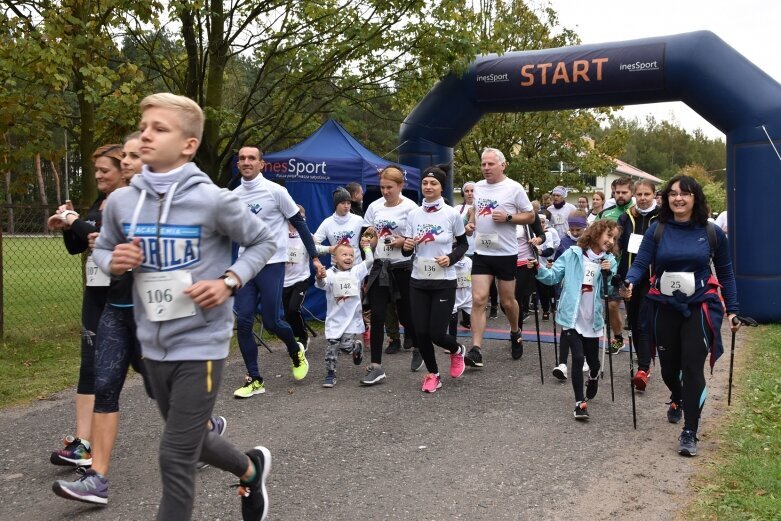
left=616, top=207, right=658, bottom=280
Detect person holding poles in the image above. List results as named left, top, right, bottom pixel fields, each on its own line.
left=616, top=180, right=659, bottom=391
left=621, top=175, right=740, bottom=457
left=532, top=219, right=620, bottom=420
left=402, top=165, right=469, bottom=392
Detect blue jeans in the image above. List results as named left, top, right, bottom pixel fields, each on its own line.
left=235, top=262, right=299, bottom=379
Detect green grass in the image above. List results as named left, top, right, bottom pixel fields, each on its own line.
left=686, top=324, right=781, bottom=520
left=1, top=236, right=84, bottom=407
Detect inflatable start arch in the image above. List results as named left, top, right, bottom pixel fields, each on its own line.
left=398, top=31, right=781, bottom=323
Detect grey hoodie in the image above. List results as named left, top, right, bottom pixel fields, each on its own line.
left=93, top=163, right=277, bottom=361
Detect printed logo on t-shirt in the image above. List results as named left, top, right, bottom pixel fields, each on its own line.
left=247, top=203, right=262, bottom=214
left=415, top=224, right=444, bottom=244
left=123, top=223, right=201, bottom=271
left=476, top=198, right=498, bottom=217
left=333, top=230, right=355, bottom=244
left=375, top=219, right=398, bottom=237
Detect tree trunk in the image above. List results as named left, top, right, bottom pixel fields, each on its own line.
left=72, top=1, right=96, bottom=207
left=34, top=153, right=48, bottom=231
left=50, top=160, right=62, bottom=204
left=199, top=0, right=228, bottom=183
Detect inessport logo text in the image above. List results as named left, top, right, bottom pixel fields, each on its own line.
left=264, top=158, right=329, bottom=181
left=476, top=73, right=510, bottom=83
left=619, top=60, right=660, bottom=72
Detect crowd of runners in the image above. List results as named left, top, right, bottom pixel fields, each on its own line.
left=43, top=92, right=741, bottom=521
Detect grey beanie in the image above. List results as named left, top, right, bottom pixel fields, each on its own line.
left=333, top=187, right=352, bottom=208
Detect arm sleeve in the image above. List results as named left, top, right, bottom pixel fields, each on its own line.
left=92, top=197, right=127, bottom=275
left=362, top=247, right=374, bottom=268
left=288, top=212, right=319, bottom=259
left=447, top=233, right=469, bottom=265
left=616, top=214, right=631, bottom=279
left=712, top=228, right=739, bottom=314
left=313, top=220, right=328, bottom=245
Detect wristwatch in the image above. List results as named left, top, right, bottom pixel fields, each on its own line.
left=505, top=213, right=513, bottom=223
left=220, top=274, right=240, bottom=296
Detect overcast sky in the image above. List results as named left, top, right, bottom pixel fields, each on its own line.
left=544, top=0, right=781, bottom=140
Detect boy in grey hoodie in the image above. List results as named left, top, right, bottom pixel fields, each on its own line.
left=92, top=93, right=275, bottom=521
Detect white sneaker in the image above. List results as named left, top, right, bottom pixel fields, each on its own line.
left=552, top=363, right=568, bottom=380
left=583, top=361, right=590, bottom=373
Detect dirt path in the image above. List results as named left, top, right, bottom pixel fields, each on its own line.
left=0, top=316, right=737, bottom=520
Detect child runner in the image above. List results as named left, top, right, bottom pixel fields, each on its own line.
left=551, top=210, right=589, bottom=380
left=532, top=219, right=620, bottom=420
left=402, top=166, right=469, bottom=392
left=284, top=205, right=313, bottom=350
left=314, top=240, right=373, bottom=387
left=314, top=187, right=364, bottom=264
left=92, top=93, right=276, bottom=521
left=449, top=255, right=473, bottom=337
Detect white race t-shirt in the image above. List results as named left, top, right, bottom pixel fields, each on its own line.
left=404, top=202, right=466, bottom=281
left=314, top=212, right=364, bottom=262
left=317, top=261, right=371, bottom=340
left=547, top=202, right=577, bottom=237
left=363, top=196, right=418, bottom=265
left=234, top=175, right=299, bottom=264
left=284, top=233, right=310, bottom=287
left=453, top=256, right=473, bottom=314
left=473, top=177, right=533, bottom=256
left=456, top=203, right=475, bottom=255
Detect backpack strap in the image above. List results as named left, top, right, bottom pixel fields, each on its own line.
left=653, top=221, right=665, bottom=246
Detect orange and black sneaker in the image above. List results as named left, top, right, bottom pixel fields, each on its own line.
left=667, top=400, right=682, bottom=424
left=573, top=401, right=589, bottom=420
left=632, top=369, right=650, bottom=391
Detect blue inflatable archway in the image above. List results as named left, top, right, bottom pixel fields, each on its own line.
left=399, top=31, right=781, bottom=323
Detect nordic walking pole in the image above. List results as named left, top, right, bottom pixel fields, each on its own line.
left=727, top=315, right=758, bottom=405
left=601, top=268, right=615, bottom=402
left=623, top=281, right=637, bottom=429
left=534, top=291, right=544, bottom=384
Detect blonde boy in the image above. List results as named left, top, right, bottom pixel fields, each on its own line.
left=92, top=93, right=275, bottom=521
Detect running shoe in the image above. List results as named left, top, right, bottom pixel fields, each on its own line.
left=450, top=344, right=466, bottom=378
left=586, top=376, right=599, bottom=400
left=238, top=446, right=272, bottom=521
left=322, top=371, right=336, bottom=388
left=385, top=338, right=401, bottom=354
left=510, top=330, right=523, bottom=360
left=632, top=369, right=649, bottom=391
left=352, top=340, right=364, bottom=366
left=291, top=343, right=309, bottom=380
left=459, top=314, right=471, bottom=329
left=50, top=436, right=92, bottom=467
left=583, top=361, right=590, bottom=373
left=421, top=373, right=442, bottom=393
left=403, top=335, right=414, bottom=350
left=53, top=468, right=108, bottom=505
left=411, top=348, right=424, bottom=372
left=488, top=307, right=499, bottom=319
left=360, top=364, right=386, bottom=386
left=667, top=400, right=683, bottom=424
left=198, top=415, right=228, bottom=470
left=678, top=429, right=698, bottom=457
left=464, top=346, right=484, bottom=368
left=542, top=312, right=550, bottom=321
left=234, top=377, right=265, bottom=399
left=608, top=338, right=624, bottom=354
left=573, top=401, right=589, bottom=420
left=552, top=363, right=568, bottom=381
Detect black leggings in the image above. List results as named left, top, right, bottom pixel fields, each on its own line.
left=653, top=304, right=712, bottom=433
left=626, top=280, right=652, bottom=371
left=368, top=266, right=416, bottom=364
left=283, top=279, right=310, bottom=343
left=410, top=285, right=459, bottom=375
left=514, top=266, right=536, bottom=327
left=536, top=281, right=555, bottom=313
left=78, top=286, right=109, bottom=394
left=94, top=305, right=152, bottom=413
left=562, top=329, right=601, bottom=402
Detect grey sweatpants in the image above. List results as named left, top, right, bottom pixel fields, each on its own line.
left=144, top=358, right=249, bottom=521
left=325, top=334, right=359, bottom=372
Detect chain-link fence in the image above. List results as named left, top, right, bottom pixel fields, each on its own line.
left=1, top=203, right=84, bottom=341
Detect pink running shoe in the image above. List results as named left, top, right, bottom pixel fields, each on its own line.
left=421, top=373, right=442, bottom=393
left=450, top=344, right=466, bottom=378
